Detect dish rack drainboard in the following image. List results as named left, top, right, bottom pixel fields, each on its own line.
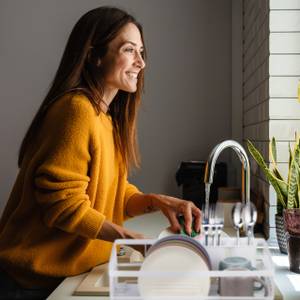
left=109, top=237, right=275, bottom=300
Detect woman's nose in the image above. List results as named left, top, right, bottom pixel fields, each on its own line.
left=135, top=51, right=146, bottom=69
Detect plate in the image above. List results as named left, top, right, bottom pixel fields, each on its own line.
left=138, top=236, right=211, bottom=299
left=147, top=235, right=211, bottom=268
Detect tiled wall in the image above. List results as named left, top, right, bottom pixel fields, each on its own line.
left=243, top=0, right=300, bottom=243
left=243, top=0, right=270, bottom=238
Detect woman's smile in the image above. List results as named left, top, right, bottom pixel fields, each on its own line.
left=126, top=71, right=138, bottom=80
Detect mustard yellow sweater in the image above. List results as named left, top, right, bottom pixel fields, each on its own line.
left=0, top=93, right=140, bottom=288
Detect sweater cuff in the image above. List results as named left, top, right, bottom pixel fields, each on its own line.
left=124, top=185, right=142, bottom=220
left=77, top=208, right=106, bottom=239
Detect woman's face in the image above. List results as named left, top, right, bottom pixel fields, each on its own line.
left=100, top=22, right=145, bottom=94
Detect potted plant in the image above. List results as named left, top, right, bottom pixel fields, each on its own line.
left=247, top=134, right=300, bottom=257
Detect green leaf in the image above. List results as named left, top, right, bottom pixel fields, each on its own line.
left=270, top=137, right=277, bottom=165
left=287, top=146, right=300, bottom=208
left=247, top=140, right=287, bottom=209
left=293, top=143, right=300, bottom=172
left=272, top=168, right=284, bottom=181
left=294, top=161, right=300, bottom=208
left=271, top=169, right=288, bottom=199
left=247, top=140, right=287, bottom=196
left=288, top=142, right=294, bottom=184
left=298, top=180, right=300, bottom=208
left=289, top=142, right=293, bottom=169
left=295, top=131, right=300, bottom=146
left=270, top=137, right=285, bottom=181
left=297, top=162, right=300, bottom=208
left=272, top=180, right=287, bottom=213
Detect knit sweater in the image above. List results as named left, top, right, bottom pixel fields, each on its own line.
left=0, top=93, right=141, bottom=288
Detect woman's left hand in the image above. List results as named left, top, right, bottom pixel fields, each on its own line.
left=150, top=194, right=202, bottom=235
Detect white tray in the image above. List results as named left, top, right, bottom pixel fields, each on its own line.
left=109, top=237, right=275, bottom=300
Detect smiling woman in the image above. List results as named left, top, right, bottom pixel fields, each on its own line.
left=99, top=23, right=146, bottom=96
left=0, top=5, right=201, bottom=300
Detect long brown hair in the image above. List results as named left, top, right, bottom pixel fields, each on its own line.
left=18, top=6, right=146, bottom=172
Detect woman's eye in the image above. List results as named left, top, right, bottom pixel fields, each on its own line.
left=125, top=48, right=134, bottom=53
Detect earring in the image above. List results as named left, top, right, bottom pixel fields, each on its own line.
left=96, top=59, right=101, bottom=67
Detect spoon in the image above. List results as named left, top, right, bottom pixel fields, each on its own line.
left=242, top=202, right=257, bottom=245
left=231, top=202, right=244, bottom=246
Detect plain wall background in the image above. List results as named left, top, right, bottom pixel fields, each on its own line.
left=0, top=0, right=235, bottom=215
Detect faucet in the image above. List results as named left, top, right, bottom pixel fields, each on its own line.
left=203, top=140, right=251, bottom=222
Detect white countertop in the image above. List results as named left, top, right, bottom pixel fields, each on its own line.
left=270, top=247, right=300, bottom=300
left=47, top=212, right=300, bottom=300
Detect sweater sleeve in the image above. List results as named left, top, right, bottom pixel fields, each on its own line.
left=33, top=96, right=105, bottom=239
left=123, top=180, right=142, bottom=220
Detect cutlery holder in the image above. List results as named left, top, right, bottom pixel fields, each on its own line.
left=109, top=237, right=274, bottom=300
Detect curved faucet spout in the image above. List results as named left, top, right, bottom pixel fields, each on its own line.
left=204, top=140, right=251, bottom=205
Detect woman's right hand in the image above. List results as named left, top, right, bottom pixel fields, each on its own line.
left=97, top=220, right=147, bottom=255
left=97, top=220, right=145, bottom=242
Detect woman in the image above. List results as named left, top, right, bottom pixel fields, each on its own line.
left=0, top=6, right=201, bottom=299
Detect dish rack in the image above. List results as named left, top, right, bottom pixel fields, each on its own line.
left=109, top=237, right=275, bottom=300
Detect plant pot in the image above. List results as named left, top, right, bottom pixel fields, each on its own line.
left=283, top=208, right=300, bottom=235
left=286, top=233, right=300, bottom=273
left=275, top=214, right=287, bottom=254
left=283, top=209, right=300, bottom=272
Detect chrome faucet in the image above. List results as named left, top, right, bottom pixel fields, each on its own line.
left=203, top=140, right=253, bottom=245
left=204, top=140, right=250, bottom=213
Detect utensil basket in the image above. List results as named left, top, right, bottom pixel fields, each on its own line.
left=109, top=237, right=275, bottom=300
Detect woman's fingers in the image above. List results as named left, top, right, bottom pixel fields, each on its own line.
left=154, top=195, right=203, bottom=235
left=181, top=202, right=202, bottom=235
left=166, top=210, right=181, bottom=233
left=122, top=227, right=145, bottom=239
left=182, top=203, right=193, bottom=235
left=192, top=204, right=202, bottom=233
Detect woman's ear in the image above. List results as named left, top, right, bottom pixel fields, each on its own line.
left=87, top=47, right=93, bottom=63
left=87, top=47, right=101, bottom=67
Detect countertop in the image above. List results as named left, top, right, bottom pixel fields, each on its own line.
left=47, top=212, right=300, bottom=300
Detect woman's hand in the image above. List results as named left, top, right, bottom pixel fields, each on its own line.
left=97, top=220, right=145, bottom=242
left=97, top=220, right=148, bottom=256
left=150, top=194, right=202, bottom=235
left=125, top=193, right=201, bottom=235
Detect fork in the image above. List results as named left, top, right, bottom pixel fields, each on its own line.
left=202, top=203, right=216, bottom=246
left=209, top=203, right=216, bottom=246
left=202, top=202, right=210, bottom=246
left=214, top=202, right=224, bottom=246
left=202, top=202, right=224, bottom=246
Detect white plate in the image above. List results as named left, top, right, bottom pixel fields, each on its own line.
left=138, top=244, right=211, bottom=299
left=147, top=235, right=211, bottom=268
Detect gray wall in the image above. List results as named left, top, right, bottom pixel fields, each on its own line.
left=0, top=0, right=233, bottom=214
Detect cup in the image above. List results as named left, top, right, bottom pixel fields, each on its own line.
left=219, top=267, right=267, bottom=296
left=219, top=256, right=252, bottom=270
left=218, top=256, right=267, bottom=297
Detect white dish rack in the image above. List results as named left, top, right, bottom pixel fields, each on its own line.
left=109, top=237, right=275, bottom=300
